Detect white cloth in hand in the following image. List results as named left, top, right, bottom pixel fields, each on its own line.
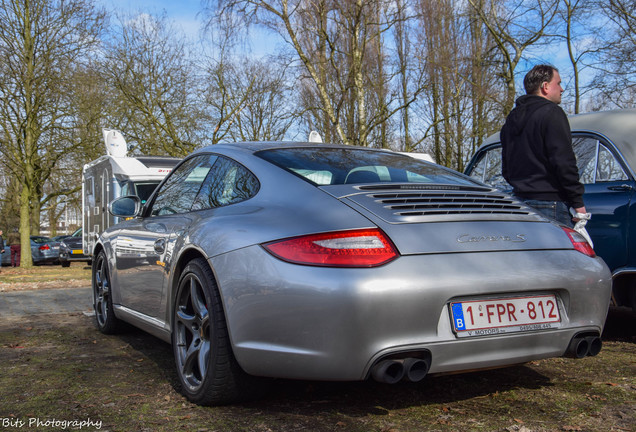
left=570, top=209, right=593, bottom=248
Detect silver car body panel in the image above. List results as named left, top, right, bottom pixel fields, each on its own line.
left=97, top=142, right=612, bottom=382
left=212, top=245, right=610, bottom=380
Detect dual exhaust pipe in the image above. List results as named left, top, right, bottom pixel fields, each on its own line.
left=373, top=334, right=601, bottom=383
left=371, top=357, right=430, bottom=384
left=565, top=335, right=602, bottom=358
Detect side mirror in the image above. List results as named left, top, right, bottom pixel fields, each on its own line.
left=109, top=195, right=142, bottom=218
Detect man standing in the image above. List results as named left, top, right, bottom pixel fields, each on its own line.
left=501, top=64, right=586, bottom=227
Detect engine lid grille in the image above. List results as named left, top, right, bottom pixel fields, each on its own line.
left=375, top=191, right=527, bottom=216
left=343, top=186, right=541, bottom=223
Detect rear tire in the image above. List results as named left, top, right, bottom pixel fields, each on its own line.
left=172, top=258, right=256, bottom=405
left=92, top=250, right=121, bottom=334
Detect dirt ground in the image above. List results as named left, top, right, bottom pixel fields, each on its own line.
left=0, top=310, right=633, bottom=431
left=0, top=263, right=91, bottom=292
left=0, top=266, right=634, bottom=431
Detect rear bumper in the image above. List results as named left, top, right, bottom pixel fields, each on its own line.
left=59, top=247, right=90, bottom=262
left=59, top=253, right=90, bottom=262
left=33, top=255, right=59, bottom=264
left=211, top=247, right=612, bottom=381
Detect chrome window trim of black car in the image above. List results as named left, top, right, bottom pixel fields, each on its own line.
left=572, top=136, right=600, bottom=184
left=465, top=143, right=505, bottom=185
left=571, top=130, right=635, bottom=181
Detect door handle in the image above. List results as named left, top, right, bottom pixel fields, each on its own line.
left=154, top=238, right=166, bottom=253
left=607, top=184, right=633, bottom=192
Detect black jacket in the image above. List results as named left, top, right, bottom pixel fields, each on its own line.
left=501, top=95, right=584, bottom=209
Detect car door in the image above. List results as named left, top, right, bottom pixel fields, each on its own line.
left=571, top=135, right=634, bottom=271
left=114, top=154, right=218, bottom=318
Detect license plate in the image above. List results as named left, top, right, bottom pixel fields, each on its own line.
left=450, top=294, right=561, bottom=337
left=72, top=249, right=83, bottom=255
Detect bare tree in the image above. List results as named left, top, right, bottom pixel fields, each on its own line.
left=467, top=0, right=559, bottom=115
left=208, top=0, right=421, bottom=147
left=201, top=52, right=258, bottom=144
left=466, top=3, right=503, bottom=155
left=0, top=0, right=105, bottom=267
left=393, top=0, right=421, bottom=152
left=102, top=12, right=205, bottom=157
left=229, top=59, right=298, bottom=141
left=607, top=0, right=636, bottom=42
left=548, top=0, right=607, bottom=113
left=49, top=63, right=112, bottom=231
left=595, top=0, right=636, bottom=108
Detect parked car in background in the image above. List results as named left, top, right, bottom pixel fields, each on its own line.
left=31, top=236, right=60, bottom=265
left=1, top=236, right=60, bottom=266
left=59, top=228, right=90, bottom=267
left=52, top=234, right=71, bottom=242
left=465, top=109, right=636, bottom=312
left=93, top=141, right=611, bottom=406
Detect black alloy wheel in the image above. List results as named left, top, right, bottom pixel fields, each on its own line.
left=172, top=258, right=254, bottom=405
left=92, top=250, right=120, bottom=333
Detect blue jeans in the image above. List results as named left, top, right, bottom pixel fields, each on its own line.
left=522, top=199, right=573, bottom=228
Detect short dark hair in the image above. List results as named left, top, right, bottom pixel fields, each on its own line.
left=524, top=64, right=558, bottom=95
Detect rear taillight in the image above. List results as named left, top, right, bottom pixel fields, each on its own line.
left=39, top=244, right=50, bottom=251
left=263, top=228, right=399, bottom=267
left=562, top=227, right=595, bottom=257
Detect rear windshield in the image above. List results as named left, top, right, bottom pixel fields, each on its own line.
left=257, top=147, right=477, bottom=186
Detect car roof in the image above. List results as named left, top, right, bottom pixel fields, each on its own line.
left=194, top=141, right=392, bottom=155
left=568, top=109, right=636, bottom=169
left=480, top=108, right=636, bottom=169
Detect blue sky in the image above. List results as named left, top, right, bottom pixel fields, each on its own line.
left=97, top=0, right=204, bottom=39
left=96, top=0, right=280, bottom=56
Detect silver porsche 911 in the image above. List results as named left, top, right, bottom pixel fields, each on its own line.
left=92, top=142, right=612, bottom=405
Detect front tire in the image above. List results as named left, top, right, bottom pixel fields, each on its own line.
left=92, top=250, right=121, bottom=334
left=172, top=258, right=254, bottom=405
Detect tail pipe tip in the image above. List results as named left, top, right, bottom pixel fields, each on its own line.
left=402, top=357, right=430, bottom=383
left=371, top=357, right=431, bottom=384
left=371, top=359, right=404, bottom=384
left=566, top=335, right=602, bottom=358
